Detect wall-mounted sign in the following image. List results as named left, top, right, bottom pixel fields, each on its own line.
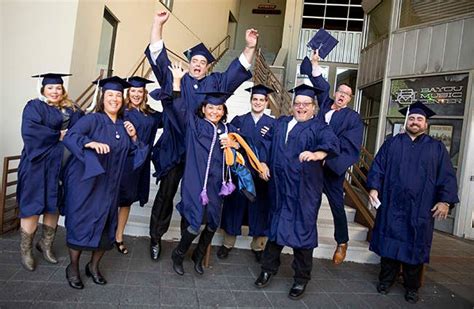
left=388, top=74, right=468, bottom=117
left=253, top=3, right=281, bottom=15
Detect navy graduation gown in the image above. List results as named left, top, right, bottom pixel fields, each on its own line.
left=308, top=74, right=363, bottom=176
left=62, top=113, right=148, bottom=249
left=220, top=113, right=275, bottom=236
left=118, top=108, right=163, bottom=206
left=261, top=116, right=340, bottom=249
left=17, top=99, right=83, bottom=217
left=165, top=93, right=235, bottom=233
left=146, top=45, right=252, bottom=180
left=367, top=133, right=459, bottom=264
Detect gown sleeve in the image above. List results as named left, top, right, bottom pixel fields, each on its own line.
left=310, top=122, right=340, bottom=157
left=367, top=138, right=391, bottom=192
left=435, top=143, right=459, bottom=206
left=213, top=58, right=253, bottom=94
left=145, top=44, right=173, bottom=97
left=300, top=57, right=332, bottom=109
left=62, top=115, right=105, bottom=180
left=325, top=113, right=364, bottom=175
left=21, top=101, right=60, bottom=162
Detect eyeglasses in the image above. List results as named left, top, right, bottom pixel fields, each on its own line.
left=293, top=102, right=313, bottom=108
left=336, top=90, right=352, bottom=97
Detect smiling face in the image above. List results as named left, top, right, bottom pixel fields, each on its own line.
left=188, top=55, right=209, bottom=80
left=202, top=103, right=225, bottom=124
left=333, top=84, right=353, bottom=109
left=128, top=87, right=145, bottom=108
left=293, top=95, right=316, bottom=122
left=103, top=90, right=123, bottom=117
left=42, top=84, right=64, bottom=104
left=250, top=94, right=268, bottom=114
left=406, top=113, right=428, bottom=137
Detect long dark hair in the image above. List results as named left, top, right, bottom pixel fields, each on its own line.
left=95, top=90, right=126, bottom=119
left=196, top=102, right=228, bottom=123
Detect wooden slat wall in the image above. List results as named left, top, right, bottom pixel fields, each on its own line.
left=357, top=37, right=389, bottom=88
left=388, top=17, right=474, bottom=77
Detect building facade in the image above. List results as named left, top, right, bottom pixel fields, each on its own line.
left=356, top=0, right=474, bottom=237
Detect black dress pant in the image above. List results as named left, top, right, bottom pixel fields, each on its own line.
left=149, top=162, right=185, bottom=243
left=322, top=167, right=349, bottom=244
left=261, top=240, right=314, bottom=284
left=379, top=257, right=423, bottom=291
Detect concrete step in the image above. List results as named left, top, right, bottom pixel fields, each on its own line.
left=122, top=217, right=377, bottom=264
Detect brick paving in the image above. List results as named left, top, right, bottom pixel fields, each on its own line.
left=0, top=227, right=473, bottom=308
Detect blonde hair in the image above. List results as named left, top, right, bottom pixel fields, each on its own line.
left=41, top=85, right=77, bottom=111
left=125, top=88, right=155, bottom=115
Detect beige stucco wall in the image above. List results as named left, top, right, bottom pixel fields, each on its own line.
left=0, top=0, right=79, bottom=163
left=163, top=0, right=241, bottom=55
left=0, top=0, right=243, bottom=173
left=234, top=0, right=286, bottom=53
left=68, top=0, right=157, bottom=99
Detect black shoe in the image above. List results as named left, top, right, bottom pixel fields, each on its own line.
left=288, top=282, right=307, bottom=300
left=150, top=239, right=161, bottom=261
left=376, top=282, right=391, bottom=295
left=252, top=249, right=263, bottom=263
left=254, top=271, right=273, bottom=288
left=405, top=290, right=419, bottom=304
left=191, top=251, right=205, bottom=275
left=85, top=262, right=107, bottom=285
left=216, top=245, right=232, bottom=259
left=66, top=264, right=84, bottom=289
left=172, top=248, right=185, bottom=276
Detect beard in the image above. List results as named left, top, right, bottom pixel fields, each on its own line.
left=406, top=124, right=426, bottom=136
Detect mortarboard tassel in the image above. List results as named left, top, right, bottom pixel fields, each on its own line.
left=200, top=189, right=209, bottom=205
left=401, top=105, right=410, bottom=133
left=86, top=78, right=101, bottom=113
left=36, top=75, right=47, bottom=102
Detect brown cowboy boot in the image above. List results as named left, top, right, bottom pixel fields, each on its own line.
left=20, top=227, right=36, bottom=271
left=332, top=243, right=348, bottom=265
left=36, top=225, right=58, bottom=264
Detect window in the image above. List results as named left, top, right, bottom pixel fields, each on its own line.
left=387, top=74, right=468, bottom=167
left=160, top=0, right=173, bottom=11
left=359, top=82, right=382, bottom=155
left=399, top=0, right=474, bottom=28
left=366, top=0, right=391, bottom=46
left=302, top=0, right=364, bottom=31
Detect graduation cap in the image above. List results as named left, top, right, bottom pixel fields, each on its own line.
left=127, top=76, right=154, bottom=88
left=306, top=28, right=338, bottom=59
left=288, top=84, right=320, bottom=98
left=399, top=101, right=436, bottom=119
left=31, top=73, right=72, bottom=85
left=399, top=101, right=436, bottom=132
left=244, top=84, right=274, bottom=96
left=198, top=91, right=230, bottom=105
left=184, top=43, right=216, bottom=64
left=299, top=57, right=313, bottom=76
left=86, top=76, right=131, bottom=112
left=92, top=76, right=132, bottom=92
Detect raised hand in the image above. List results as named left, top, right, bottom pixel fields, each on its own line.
left=85, top=141, right=110, bottom=154
left=311, top=49, right=320, bottom=67
left=153, top=11, right=170, bottom=26
left=245, top=28, right=259, bottom=48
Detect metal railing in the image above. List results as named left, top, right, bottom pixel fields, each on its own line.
left=297, top=28, right=362, bottom=64
left=209, top=35, right=231, bottom=72
left=0, top=156, right=21, bottom=234
left=254, top=48, right=292, bottom=116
